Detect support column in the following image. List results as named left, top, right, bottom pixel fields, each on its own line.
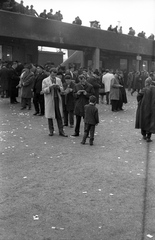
left=92, top=48, right=100, bottom=71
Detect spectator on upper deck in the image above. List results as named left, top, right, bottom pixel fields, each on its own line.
left=137, top=31, right=146, bottom=38
left=112, top=25, right=118, bottom=33
left=73, top=16, right=82, bottom=25
left=128, top=27, right=135, bottom=36
left=148, top=34, right=154, bottom=40
left=2, top=0, right=12, bottom=11
left=29, top=5, right=38, bottom=17
left=107, top=24, right=113, bottom=31
left=54, top=10, right=63, bottom=21
left=25, top=5, right=30, bottom=15
left=40, top=9, right=47, bottom=19
left=47, top=9, right=55, bottom=20
left=118, top=26, right=123, bottom=34
left=16, top=0, right=25, bottom=14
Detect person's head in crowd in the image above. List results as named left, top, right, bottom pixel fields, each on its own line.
left=57, top=71, right=63, bottom=80
left=50, top=67, right=57, bottom=77
left=79, top=74, right=86, bottom=85
left=12, top=61, right=18, bottom=69
left=36, top=65, right=44, bottom=74
left=89, top=95, right=97, bottom=105
left=64, top=74, right=72, bottom=85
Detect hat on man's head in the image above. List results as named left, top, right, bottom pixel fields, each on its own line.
left=49, top=68, right=57, bottom=73
left=24, top=63, right=32, bottom=69
left=37, top=65, right=44, bottom=70
left=89, top=95, right=97, bottom=104
left=79, top=74, right=86, bottom=79
left=65, top=74, right=71, bottom=80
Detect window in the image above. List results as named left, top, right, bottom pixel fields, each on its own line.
left=120, top=59, right=127, bottom=70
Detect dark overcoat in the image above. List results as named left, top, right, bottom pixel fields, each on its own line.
left=8, top=67, right=20, bottom=97
left=87, top=76, right=101, bottom=104
left=84, top=104, right=99, bottom=125
left=62, top=81, right=75, bottom=111
left=135, top=86, right=155, bottom=133
left=74, top=82, right=94, bottom=116
left=0, top=67, right=9, bottom=91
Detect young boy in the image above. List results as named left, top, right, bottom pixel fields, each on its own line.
left=81, top=95, right=99, bottom=145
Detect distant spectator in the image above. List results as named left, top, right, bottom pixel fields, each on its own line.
left=47, top=9, right=55, bottom=20
left=40, top=9, right=47, bottom=19
left=73, top=16, right=82, bottom=25
left=112, top=25, right=118, bottom=33
left=54, top=10, right=63, bottom=21
left=118, top=26, right=123, bottom=34
left=29, top=5, right=38, bottom=17
left=25, top=5, right=30, bottom=15
left=2, top=0, right=12, bottom=11
left=137, top=31, right=146, bottom=38
left=148, top=34, right=154, bottom=40
left=128, top=27, right=135, bottom=36
left=16, top=0, right=25, bottom=14
left=107, top=24, right=113, bottom=31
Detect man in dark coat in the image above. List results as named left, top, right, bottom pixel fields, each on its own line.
left=33, top=65, right=47, bottom=116
left=0, top=64, right=9, bottom=98
left=8, top=61, right=20, bottom=104
left=135, top=78, right=155, bottom=142
left=72, top=74, right=94, bottom=136
left=87, top=72, right=101, bottom=104
left=61, top=75, right=75, bottom=127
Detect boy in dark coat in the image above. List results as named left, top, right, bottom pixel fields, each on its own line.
left=81, top=95, right=99, bottom=145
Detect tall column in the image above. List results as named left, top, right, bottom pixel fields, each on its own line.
left=92, top=48, right=100, bottom=70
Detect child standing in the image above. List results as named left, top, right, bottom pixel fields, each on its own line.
left=81, top=95, right=99, bottom=146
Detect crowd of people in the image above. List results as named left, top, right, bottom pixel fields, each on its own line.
left=1, top=60, right=155, bottom=143
left=0, top=0, right=154, bottom=39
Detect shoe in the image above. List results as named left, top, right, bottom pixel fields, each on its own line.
left=59, top=132, right=68, bottom=137
left=63, top=124, right=68, bottom=126
left=81, top=141, right=85, bottom=145
left=14, top=101, right=19, bottom=103
left=21, top=107, right=26, bottom=110
left=49, top=133, right=53, bottom=136
left=70, top=125, right=74, bottom=128
left=38, top=113, right=44, bottom=116
left=90, top=142, right=93, bottom=146
left=143, top=135, right=147, bottom=140
left=33, top=112, right=39, bottom=115
left=146, top=139, right=152, bottom=142
left=72, top=133, right=79, bottom=137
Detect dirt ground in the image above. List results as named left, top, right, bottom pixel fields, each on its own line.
left=0, top=91, right=155, bottom=240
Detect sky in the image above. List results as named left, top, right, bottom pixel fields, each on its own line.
left=16, top=0, right=155, bottom=37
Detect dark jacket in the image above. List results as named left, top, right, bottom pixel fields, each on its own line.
left=135, top=85, right=155, bottom=133
left=0, top=67, right=9, bottom=91
left=33, top=72, right=47, bottom=94
left=62, top=81, right=75, bottom=111
left=84, top=103, right=99, bottom=125
left=74, top=82, right=94, bottom=116
left=87, top=76, right=101, bottom=104
left=8, top=67, right=20, bottom=97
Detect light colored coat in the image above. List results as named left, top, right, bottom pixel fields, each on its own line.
left=102, top=73, right=114, bottom=92
left=42, top=76, right=63, bottom=119
left=109, top=76, right=121, bottom=100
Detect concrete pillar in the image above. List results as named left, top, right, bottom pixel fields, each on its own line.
left=92, top=48, right=100, bottom=70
